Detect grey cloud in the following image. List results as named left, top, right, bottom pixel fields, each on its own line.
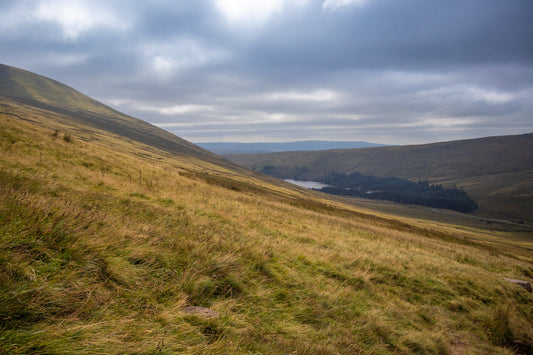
left=0, top=0, right=531, bottom=144
left=244, top=0, right=533, bottom=73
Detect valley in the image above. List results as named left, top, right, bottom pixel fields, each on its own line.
left=227, top=134, right=533, bottom=224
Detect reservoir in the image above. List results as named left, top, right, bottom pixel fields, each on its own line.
left=284, top=179, right=330, bottom=189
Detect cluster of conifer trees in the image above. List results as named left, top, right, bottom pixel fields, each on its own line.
left=318, top=172, right=478, bottom=213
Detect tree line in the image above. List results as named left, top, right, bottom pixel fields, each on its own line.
left=318, top=172, right=478, bottom=213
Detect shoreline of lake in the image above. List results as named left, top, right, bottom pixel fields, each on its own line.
left=283, top=179, right=330, bottom=189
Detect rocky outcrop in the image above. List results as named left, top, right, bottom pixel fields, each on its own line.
left=505, top=278, right=532, bottom=293
left=181, top=306, right=220, bottom=318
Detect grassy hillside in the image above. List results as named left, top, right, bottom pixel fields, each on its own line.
left=0, top=64, right=237, bottom=169
left=1, top=66, right=533, bottom=354
left=227, top=135, right=533, bottom=223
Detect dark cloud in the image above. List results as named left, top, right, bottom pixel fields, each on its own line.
left=241, top=0, right=533, bottom=73
left=0, top=0, right=531, bottom=144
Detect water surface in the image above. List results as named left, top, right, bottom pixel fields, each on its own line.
left=284, top=179, right=329, bottom=189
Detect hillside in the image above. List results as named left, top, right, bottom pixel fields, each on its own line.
left=0, top=64, right=241, bottom=169
left=1, top=65, right=533, bottom=354
left=227, top=135, right=533, bottom=223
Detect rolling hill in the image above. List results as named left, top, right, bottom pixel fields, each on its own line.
left=1, top=64, right=532, bottom=354
left=227, top=135, right=533, bottom=223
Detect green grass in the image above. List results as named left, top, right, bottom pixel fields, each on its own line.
left=0, top=66, right=532, bottom=353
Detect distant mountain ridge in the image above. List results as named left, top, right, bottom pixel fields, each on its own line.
left=197, top=140, right=387, bottom=154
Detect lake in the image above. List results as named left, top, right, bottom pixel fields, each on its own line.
left=283, top=179, right=330, bottom=189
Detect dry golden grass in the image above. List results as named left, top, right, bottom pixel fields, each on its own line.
left=1, top=97, right=533, bottom=354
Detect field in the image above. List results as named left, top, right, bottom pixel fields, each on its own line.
left=1, top=95, right=533, bottom=354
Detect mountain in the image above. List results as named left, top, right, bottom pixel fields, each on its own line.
left=227, top=134, right=533, bottom=223
left=1, top=64, right=532, bottom=354
left=197, top=140, right=387, bottom=154
left=0, top=64, right=238, bottom=169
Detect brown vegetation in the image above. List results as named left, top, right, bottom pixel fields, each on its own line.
left=0, top=66, right=532, bottom=354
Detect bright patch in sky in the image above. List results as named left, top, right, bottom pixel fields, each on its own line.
left=138, top=104, right=215, bottom=116
left=417, top=85, right=514, bottom=105
left=419, top=118, right=480, bottom=128
left=141, top=39, right=229, bottom=78
left=215, top=0, right=284, bottom=25
left=32, top=0, right=124, bottom=40
left=214, top=0, right=309, bottom=26
left=264, top=90, right=338, bottom=102
left=468, top=87, right=513, bottom=104
left=323, top=0, right=370, bottom=11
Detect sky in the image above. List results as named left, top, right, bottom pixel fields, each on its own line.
left=1, top=0, right=532, bottom=145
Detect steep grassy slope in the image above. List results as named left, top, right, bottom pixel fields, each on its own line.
left=227, top=134, right=533, bottom=223
left=0, top=64, right=239, bottom=169
left=1, top=66, right=533, bottom=354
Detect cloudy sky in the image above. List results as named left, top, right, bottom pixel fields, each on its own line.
left=1, top=0, right=532, bottom=144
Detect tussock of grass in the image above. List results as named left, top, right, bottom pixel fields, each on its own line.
left=1, top=98, right=532, bottom=354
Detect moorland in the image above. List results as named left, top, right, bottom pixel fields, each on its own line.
left=1, top=64, right=532, bottom=354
